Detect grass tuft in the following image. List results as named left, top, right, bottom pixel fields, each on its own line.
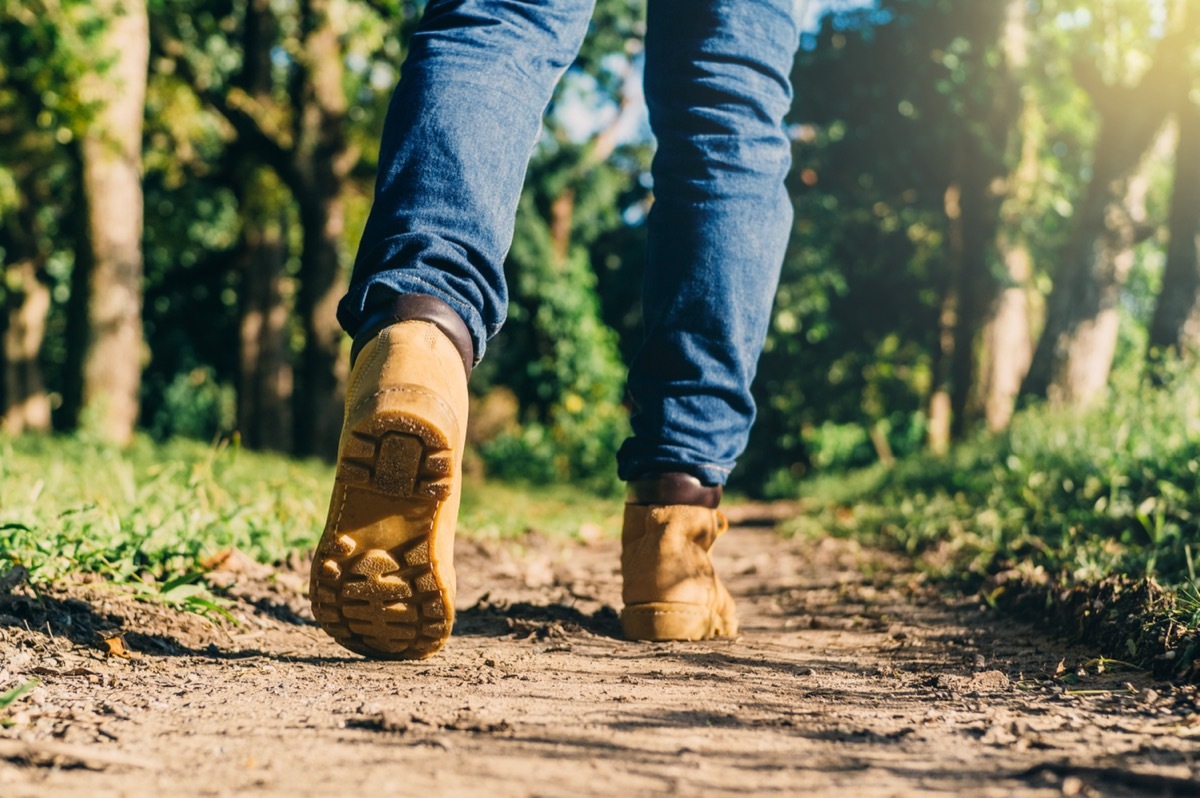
left=790, top=364, right=1200, bottom=677
left=0, top=434, right=620, bottom=609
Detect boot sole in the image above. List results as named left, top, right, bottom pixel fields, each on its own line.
left=310, top=386, right=458, bottom=660
left=620, top=602, right=736, bottom=642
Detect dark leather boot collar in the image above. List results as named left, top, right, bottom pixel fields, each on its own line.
left=352, top=293, right=474, bottom=376
left=627, top=472, right=722, bottom=508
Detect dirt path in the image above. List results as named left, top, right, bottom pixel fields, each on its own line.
left=2, top=525, right=1198, bottom=797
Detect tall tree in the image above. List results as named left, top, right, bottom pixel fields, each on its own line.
left=779, top=1, right=1015, bottom=461
left=0, top=0, right=98, bottom=433
left=234, top=172, right=295, bottom=452
left=0, top=43, right=53, bottom=434
left=1021, top=16, right=1190, bottom=406
left=231, top=1, right=294, bottom=452
left=1, top=227, right=52, bottom=435
left=937, top=2, right=1023, bottom=447
left=975, top=0, right=1038, bottom=433
left=77, top=0, right=149, bottom=443
left=287, top=0, right=353, bottom=458
left=157, top=0, right=416, bottom=457
left=1148, top=86, right=1200, bottom=355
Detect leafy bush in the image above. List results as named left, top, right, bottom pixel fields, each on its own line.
left=479, top=399, right=629, bottom=496
left=149, top=366, right=237, bottom=442
left=474, top=186, right=631, bottom=496
left=796, top=363, right=1200, bottom=591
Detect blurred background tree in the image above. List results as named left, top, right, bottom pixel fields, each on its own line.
left=1, top=0, right=1198, bottom=498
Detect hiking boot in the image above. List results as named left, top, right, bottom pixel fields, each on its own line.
left=309, top=298, right=471, bottom=660
left=620, top=473, right=738, bottom=641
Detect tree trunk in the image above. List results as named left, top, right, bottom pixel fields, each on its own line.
left=1022, top=121, right=1168, bottom=406
left=61, top=149, right=91, bottom=430
left=294, top=188, right=347, bottom=458
left=237, top=195, right=294, bottom=452
left=1021, top=30, right=1186, bottom=407
left=290, top=0, right=351, bottom=459
left=948, top=151, right=1000, bottom=440
left=927, top=184, right=960, bottom=455
left=232, top=2, right=295, bottom=453
left=979, top=237, right=1034, bottom=431
left=78, top=0, right=149, bottom=443
left=975, top=0, right=1035, bottom=432
left=1, top=260, right=52, bottom=435
left=1148, top=101, right=1200, bottom=355
left=926, top=1, right=1017, bottom=444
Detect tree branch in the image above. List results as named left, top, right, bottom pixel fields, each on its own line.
left=582, top=49, right=641, bottom=169
left=152, top=21, right=297, bottom=184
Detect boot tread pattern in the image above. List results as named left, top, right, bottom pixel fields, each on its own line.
left=313, top=532, right=452, bottom=659
left=311, top=425, right=454, bottom=660
left=338, top=427, right=453, bottom=500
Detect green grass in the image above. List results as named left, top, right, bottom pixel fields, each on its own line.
left=790, top=366, right=1200, bottom=630
left=0, top=434, right=620, bottom=606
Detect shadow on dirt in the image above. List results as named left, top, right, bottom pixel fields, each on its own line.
left=454, top=595, right=622, bottom=640
left=0, top=584, right=624, bottom=661
left=0, top=588, right=214, bottom=657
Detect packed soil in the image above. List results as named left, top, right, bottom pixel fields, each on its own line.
left=1, top=521, right=1198, bottom=797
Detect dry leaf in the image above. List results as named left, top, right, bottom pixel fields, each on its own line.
left=102, top=634, right=132, bottom=659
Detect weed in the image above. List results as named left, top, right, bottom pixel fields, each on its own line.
left=0, top=678, right=39, bottom=725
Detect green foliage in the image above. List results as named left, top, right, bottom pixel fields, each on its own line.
left=3, top=0, right=1196, bottom=517
left=149, top=366, right=237, bottom=441
left=742, top=0, right=1021, bottom=493
left=0, top=434, right=620, bottom=600
left=479, top=189, right=631, bottom=495
left=135, top=0, right=414, bottom=435
left=739, top=0, right=1186, bottom=496
left=795, top=360, right=1200, bottom=593
left=0, top=0, right=104, bottom=389
left=0, top=436, right=327, bottom=587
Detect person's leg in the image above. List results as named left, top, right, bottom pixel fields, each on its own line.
left=619, top=0, right=801, bottom=641
left=617, top=0, right=801, bottom=487
left=338, top=0, right=598, bottom=364
left=312, top=0, right=596, bottom=660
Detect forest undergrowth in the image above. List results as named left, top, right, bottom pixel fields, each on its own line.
left=795, top=365, right=1200, bottom=679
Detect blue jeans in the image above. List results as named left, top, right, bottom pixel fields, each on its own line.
left=339, top=0, right=801, bottom=486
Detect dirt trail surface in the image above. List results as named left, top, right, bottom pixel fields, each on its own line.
left=2, top=525, right=1198, bottom=797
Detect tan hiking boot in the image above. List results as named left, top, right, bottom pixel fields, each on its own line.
left=620, top=474, right=738, bottom=641
left=309, top=299, right=471, bottom=660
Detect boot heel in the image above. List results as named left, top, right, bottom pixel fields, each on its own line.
left=337, top=385, right=459, bottom=500
left=621, top=602, right=726, bottom=642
